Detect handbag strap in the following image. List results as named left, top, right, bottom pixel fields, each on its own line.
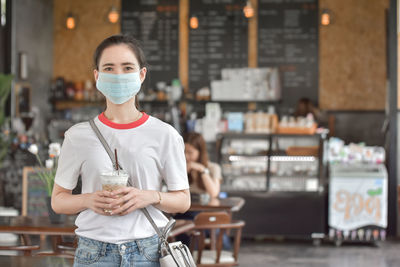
left=89, top=119, right=122, bottom=175
left=89, top=118, right=174, bottom=242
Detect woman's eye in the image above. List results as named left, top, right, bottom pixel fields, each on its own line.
left=104, top=67, right=113, bottom=71
left=125, top=66, right=134, bottom=71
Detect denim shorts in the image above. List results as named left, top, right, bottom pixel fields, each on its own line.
left=73, top=235, right=160, bottom=267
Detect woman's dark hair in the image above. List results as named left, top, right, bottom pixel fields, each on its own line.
left=93, top=34, right=147, bottom=109
left=184, top=132, right=209, bottom=190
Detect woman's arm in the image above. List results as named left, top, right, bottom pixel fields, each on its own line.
left=108, top=188, right=191, bottom=216
left=199, top=171, right=220, bottom=198
left=155, top=189, right=191, bottom=213
left=188, top=162, right=221, bottom=198
left=51, top=183, right=116, bottom=215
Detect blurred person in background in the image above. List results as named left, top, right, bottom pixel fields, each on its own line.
left=175, top=132, right=229, bottom=247
left=184, top=132, right=221, bottom=198
left=294, top=97, right=328, bottom=127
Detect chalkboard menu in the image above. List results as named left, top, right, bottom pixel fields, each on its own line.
left=258, top=0, right=318, bottom=108
left=121, top=0, right=179, bottom=90
left=22, top=167, right=49, bottom=217
left=189, top=0, right=248, bottom=91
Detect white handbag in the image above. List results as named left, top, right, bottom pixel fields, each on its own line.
left=156, top=219, right=197, bottom=267
left=89, top=119, right=196, bottom=267
left=160, top=241, right=196, bottom=267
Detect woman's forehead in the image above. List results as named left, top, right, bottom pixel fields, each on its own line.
left=99, top=44, right=139, bottom=65
left=185, top=143, right=197, bottom=151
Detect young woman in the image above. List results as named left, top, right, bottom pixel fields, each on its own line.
left=51, top=34, right=190, bottom=267
left=184, top=132, right=221, bottom=199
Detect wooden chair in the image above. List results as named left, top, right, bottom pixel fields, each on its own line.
left=190, top=211, right=245, bottom=267
left=167, top=219, right=196, bottom=242
left=36, top=235, right=77, bottom=258
left=0, top=234, right=40, bottom=256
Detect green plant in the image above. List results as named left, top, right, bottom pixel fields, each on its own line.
left=0, top=73, right=13, bottom=167
left=28, top=143, right=61, bottom=196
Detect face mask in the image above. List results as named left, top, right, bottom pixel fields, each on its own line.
left=96, top=71, right=142, bottom=104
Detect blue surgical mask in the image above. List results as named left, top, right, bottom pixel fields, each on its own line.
left=96, top=71, right=142, bottom=104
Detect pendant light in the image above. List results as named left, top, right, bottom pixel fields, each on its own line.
left=108, top=6, right=119, bottom=24
left=66, top=13, right=77, bottom=30
left=321, top=9, right=333, bottom=26
left=190, top=15, right=199, bottom=29
left=243, top=1, right=254, bottom=19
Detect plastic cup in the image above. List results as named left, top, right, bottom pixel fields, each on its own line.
left=100, top=170, right=129, bottom=213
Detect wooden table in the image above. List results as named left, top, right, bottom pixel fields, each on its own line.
left=0, top=215, right=195, bottom=256
left=0, top=216, right=77, bottom=236
left=0, top=255, right=73, bottom=266
left=190, top=197, right=245, bottom=213
left=0, top=215, right=77, bottom=257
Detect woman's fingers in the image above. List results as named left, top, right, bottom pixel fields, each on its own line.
left=92, top=191, right=119, bottom=215
left=101, top=188, right=152, bottom=215
left=92, top=206, right=112, bottom=216
left=112, top=194, right=142, bottom=215
left=98, top=190, right=117, bottom=199
left=119, top=200, right=138, bottom=216
left=110, top=186, right=133, bottom=197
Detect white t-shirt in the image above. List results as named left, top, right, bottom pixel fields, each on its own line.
left=54, top=112, right=189, bottom=244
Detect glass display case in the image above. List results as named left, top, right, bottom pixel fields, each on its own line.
left=219, top=133, right=325, bottom=192
left=217, top=133, right=328, bottom=241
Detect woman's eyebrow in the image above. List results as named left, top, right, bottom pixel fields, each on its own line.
left=102, top=63, right=115, bottom=67
left=121, top=62, right=136, bottom=66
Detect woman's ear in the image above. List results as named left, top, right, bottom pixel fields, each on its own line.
left=140, top=67, right=147, bottom=83
left=94, top=69, right=99, bottom=81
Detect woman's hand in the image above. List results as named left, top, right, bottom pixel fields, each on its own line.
left=108, top=187, right=159, bottom=216
left=187, top=161, right=205, bottom=173
left=84, top=190, right=117, bottom=216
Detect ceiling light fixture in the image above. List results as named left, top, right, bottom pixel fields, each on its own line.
left=243, top=0, right=254, bottom=19
left=66, top=13, right=77, bottom=30
left=108, top=6, right=119, bottom=24
left=190, top=15, right=199, bottom=29
left=321, top=9, right=333, bottom=26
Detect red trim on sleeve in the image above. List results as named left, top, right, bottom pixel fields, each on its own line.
left=98, top=112, right=149, bottom=129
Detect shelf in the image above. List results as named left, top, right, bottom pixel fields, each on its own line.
left=52, top=99, right=174, bottom=110
left=222, top=155, right=317, bottom=162
left=139, top=100, right=170, bottom=104
left=222, top=188, right=267, bottom=192
left=53, top=100, right=105, bottom=110
left=224, top=155, right=268, bottom=162
left=269, top=175, right=318, bottom=179
left=219, top=133, right=271, bottom=139
left=183, top=98, right=280, bottom=104
left=221, top=153, right=268, bottom=157
left=54, top=98, right=279, bottom=111
left=218, top=132, right=324, bottom=140
left=268, top=189, right=320, bottom=193
left=223, top=173, right=267, bottom=178
left=270, top=156, right=317, bottom=162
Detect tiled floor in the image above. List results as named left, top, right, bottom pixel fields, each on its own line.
left=2, top=237, right=400, bottom=266
left=239, top=239, right=400, bottom=267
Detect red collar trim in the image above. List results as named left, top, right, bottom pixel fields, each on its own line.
left=98, top=112, right=149, bottom=129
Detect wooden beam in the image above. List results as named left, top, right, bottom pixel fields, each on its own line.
left=179, top=0, right=189, bottom=92
left=248, top=0, right=258, bottom=68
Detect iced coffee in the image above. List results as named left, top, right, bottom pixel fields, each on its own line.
left=100, top=170, right=129, bottom=213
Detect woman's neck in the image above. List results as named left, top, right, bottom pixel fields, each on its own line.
left=103, top=98, right=142, bottom=124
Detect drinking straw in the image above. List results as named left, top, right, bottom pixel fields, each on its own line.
left=114, top=148, right=119, bottom=174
